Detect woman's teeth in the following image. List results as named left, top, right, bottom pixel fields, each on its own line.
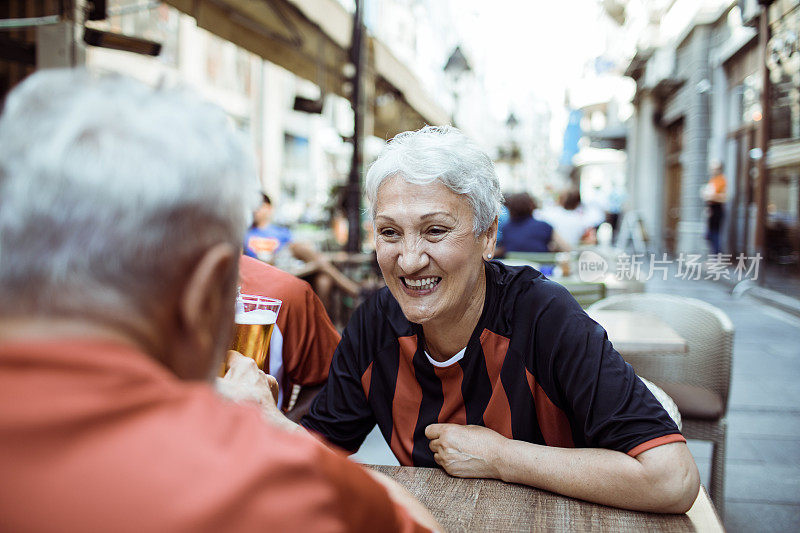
left=403, top=277, right=441, bottom=290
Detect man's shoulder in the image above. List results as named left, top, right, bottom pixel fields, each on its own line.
left=239, top=255, right=313, bottom=300
left=194, top=396, right=414, bottom=531
left=0, top=340, right=390, bottom=531
left=130, top=386, right=352, bottom=490
left=138, top=389, right=407, bottom=530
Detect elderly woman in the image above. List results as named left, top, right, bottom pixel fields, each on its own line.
left=252, top=127, right=699, bottom=513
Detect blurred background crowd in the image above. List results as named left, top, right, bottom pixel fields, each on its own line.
left=3, top=0, right=798, bottom=299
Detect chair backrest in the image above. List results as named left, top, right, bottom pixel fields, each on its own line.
left=505, top=251, right=560, bottom=264
left=588, top=293, right=734, bottom=411
left=559, top=280, right=607, bottom=309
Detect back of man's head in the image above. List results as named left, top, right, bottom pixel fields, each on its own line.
left=0, top=70, right=259, bottom=335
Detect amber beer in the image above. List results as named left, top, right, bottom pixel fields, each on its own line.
left=221, top=295, right=281, bottom=376
left=230, top=309, right=277, bottom=371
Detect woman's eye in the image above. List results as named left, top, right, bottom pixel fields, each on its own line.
left=427, top=227, right=447, bottom=237
left=379, top=228, right=399, bottom=238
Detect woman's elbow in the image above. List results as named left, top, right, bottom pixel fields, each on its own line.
left=654, top=457, right=701, bottom=513
left=638, top=444, right=701, bottom=513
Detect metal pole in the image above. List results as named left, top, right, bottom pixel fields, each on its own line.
left=755, top=4, right=771, bottom=283
left=36, top=0, right=86, bottom=68
left=346, top=0, right=365, bottom=254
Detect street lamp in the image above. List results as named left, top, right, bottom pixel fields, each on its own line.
left=505, top=112, right=522, bottom=187
left=506, top=112, right=519, bottom=129
left=443, top=45, right=471, bottom=125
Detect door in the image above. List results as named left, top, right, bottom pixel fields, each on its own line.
left=664, top=120, right=684, bottom=256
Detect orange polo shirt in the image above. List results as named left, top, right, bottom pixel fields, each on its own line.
left=0, top=339, right=427, bottom=533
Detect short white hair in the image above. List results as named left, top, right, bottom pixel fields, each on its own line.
left=365, top=125, right=503, bottom=235
left=0, top=69, right=260, bottom=317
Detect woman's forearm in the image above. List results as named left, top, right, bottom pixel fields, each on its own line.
left=494, top=439, right=700, bottom=513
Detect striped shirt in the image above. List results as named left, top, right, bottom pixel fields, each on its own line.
left=302, top=261, right=684, bottom=465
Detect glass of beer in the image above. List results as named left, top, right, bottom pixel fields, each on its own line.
left=222, top=294, right=281, bottom=376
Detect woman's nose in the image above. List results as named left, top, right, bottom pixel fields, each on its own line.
left=397, top=238, right=429, bottom=273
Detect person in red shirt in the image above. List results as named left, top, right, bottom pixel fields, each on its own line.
left=238, top=255, right=340, bottom=420
left=0, top=69, right=438, bottom=533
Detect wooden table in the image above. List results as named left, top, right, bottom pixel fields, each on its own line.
left=372, top=465, right=723, bottom=532
left=588, top=310, right=688, bottom=356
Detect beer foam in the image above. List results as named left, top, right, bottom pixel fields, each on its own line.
left=235, top=309, right=278, bottom=325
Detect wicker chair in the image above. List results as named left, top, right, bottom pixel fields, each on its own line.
left=640, top=377, right=682, bottom=430
left=588, top=293, right=734, bottom=515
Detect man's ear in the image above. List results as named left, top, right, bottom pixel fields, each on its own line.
left=171, top=242, right=239, bottom=380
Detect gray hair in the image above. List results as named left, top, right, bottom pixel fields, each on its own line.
left=365, top=125, right=503, bottom=235
left=0, top=69, right=260, bottom=318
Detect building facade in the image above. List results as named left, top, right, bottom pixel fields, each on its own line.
left=624, top=0, right=799, bottom=288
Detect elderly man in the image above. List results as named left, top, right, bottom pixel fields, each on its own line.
left=0, top=70, right=437, bottom=532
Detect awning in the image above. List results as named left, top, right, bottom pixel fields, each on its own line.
left=163, top=0, right=447, bottom=138
left=767, top=139, right=800, bottom=170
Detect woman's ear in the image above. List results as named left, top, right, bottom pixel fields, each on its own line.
left=484, top=216, right=499, bottom=259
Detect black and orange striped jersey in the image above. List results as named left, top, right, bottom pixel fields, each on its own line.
left=302, top=261, right=684, bottom=466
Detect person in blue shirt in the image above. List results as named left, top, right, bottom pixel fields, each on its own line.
left=244, top=194, right=360, bottom=314
left=244, top=194, right=294, bottom=261
left=497, top=192, right=570, bottom=255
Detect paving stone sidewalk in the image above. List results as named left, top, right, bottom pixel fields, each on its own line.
left=646, top=275, right=800, bottom=532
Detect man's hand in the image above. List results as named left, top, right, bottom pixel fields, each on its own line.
left=425, top=423, right=507, bottom=479
left=216, top=351, right=279, bottom=412
left=215, top=351, right=302, bottom=434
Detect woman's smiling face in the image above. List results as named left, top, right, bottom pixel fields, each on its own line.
left=373, top=176, right=496, bottom=326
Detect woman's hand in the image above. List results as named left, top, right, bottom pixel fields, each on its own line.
left=424, top=424, right=507, bottom=479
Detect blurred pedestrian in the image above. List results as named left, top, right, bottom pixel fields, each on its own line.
left=702, top=161, right=727, bottom=255
left=244, top=193, right=360, bottom=312
left=497, top=192, right=570, bottom=255
left=243, top=193, right=293, bottom=262
left=539, top=188, right=596, bottom=247
left=605, top=184, right=627, bottom=236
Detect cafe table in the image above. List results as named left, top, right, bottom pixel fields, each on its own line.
left=588, top=309, right=688, bottom=356
left=371, top=465, right=723, bottom=532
